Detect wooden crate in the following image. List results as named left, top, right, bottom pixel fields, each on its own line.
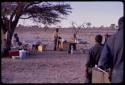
left=38, top=45, right=46, bottom=52
left=92, top=67, right=111, bottom=83
left=63, top=42, right=70, bottom=51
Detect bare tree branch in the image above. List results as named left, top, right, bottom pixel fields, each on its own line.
left=71, top=21, right=83, bottom=35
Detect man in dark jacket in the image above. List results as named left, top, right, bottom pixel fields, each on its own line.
left=98, top=17, right=123, bottom=83
left=85, top=34, right=104, bottom=83
left=53, top=28, right=59, bottom=51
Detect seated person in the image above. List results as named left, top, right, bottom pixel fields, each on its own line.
left=58, top=36, right=65, bottom=51
left=12, top=33, right=22, bottom=48
left=34, top=40, right=42, bottom=50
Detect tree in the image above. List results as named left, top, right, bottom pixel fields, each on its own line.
left=71, top=22, right=84, bottom=35
left=86, top=22, right=91, bottom=28
left=100, top=25, right=104, bottom=29
left=110, top=24, right=116, bottom=29
left=116, top=25, right=118, bottom=29
left=1, top=2, right=72, bottom=53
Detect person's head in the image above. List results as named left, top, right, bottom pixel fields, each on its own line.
left=14, top=33, right=18, bottom=37
left=56, top=28, right=59, bottom=32
left=95, top=34, right=103, bottom=44
left=118, top=16, right=124, bottom=30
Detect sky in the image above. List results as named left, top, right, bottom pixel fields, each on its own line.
left=18, top=1, right=123, bottom=28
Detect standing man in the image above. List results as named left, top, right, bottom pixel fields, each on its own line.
left=68, top=34, right=77, bottom=53
left=85, top=34, right=104, bottom=83
left=53, top=28, right=59, bottom=51
left=98, top=17, right=123, bottom=83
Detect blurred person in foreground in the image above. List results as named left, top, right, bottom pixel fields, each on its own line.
left=98, top=16, right=124, bottom=83
left=85, top=34, right=104, bottom=83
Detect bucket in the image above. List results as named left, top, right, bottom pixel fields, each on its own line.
left=19, top=49, right=27, bottom=59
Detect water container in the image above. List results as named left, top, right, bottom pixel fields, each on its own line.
left=19, top=49, right=27, bottom=59
left=71, top=45, right=73, bottom=54
left=38, top=45, right=43, bottom=52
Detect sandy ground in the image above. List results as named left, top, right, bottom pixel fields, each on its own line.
left=1, top=50, right=88, bottom=83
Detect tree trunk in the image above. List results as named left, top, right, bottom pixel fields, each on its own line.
left=5, top=15, right=20, bottom=55
left=6, top=28, right=15, bottom=51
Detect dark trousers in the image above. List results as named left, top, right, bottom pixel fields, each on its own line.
left=54, top=38, right=58, bottom=51
left=85, top=72, right=92, bottom=83
left=85, top=68, right=92, bottom=83
left=68, top=43, right=76, bottom=53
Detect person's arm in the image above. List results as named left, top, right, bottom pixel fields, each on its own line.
left=98, top=43, right=111, bottom=70
left=53, top=31, right=56, bottom=38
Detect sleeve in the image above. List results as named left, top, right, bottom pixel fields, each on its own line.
left=85, top=48, right=93, bottom=68
left=98, top=43, right=111, bottom=70
left=16, top=37, right=20, bottom=42
left=53, top=31, right=55, bottom=38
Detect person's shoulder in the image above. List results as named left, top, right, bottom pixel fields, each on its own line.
left=91, top=44, right=103, bottom=50
left=107, top=31, right=117, bottom=40
left=89, top=45, right=96, bottom=52
left=105, top=31, right=120, bottom=46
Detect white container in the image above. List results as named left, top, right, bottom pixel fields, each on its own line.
left=19, top=49, right=27, bottom=59
left=71, top=45, right=73, bottom=54
left=38, top=45, right=44, bottom=52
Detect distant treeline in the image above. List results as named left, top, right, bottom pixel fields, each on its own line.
left=16, top=26, right=117, bottom=32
